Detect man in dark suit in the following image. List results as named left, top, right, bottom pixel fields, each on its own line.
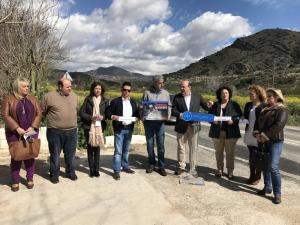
left=106, top=81, right=139, bottom=180
left=171, top=80, right=213, bottom=175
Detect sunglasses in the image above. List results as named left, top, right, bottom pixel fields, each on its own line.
left=123, top=88, right=131, bottom=92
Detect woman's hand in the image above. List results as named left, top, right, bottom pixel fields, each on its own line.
left=25, top=127, right=34, bottom=133
left=255, top=133, right=264, bottom=143
left=92, top=115, right=103, bottom=121
left=16, top=127, right=25, bottom=136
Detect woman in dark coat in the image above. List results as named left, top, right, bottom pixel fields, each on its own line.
left=243, top=85, right=267, bottom=185
left=209, top=86, right=242, bottom=180
left=254, top=88, right=288, bottom=204
left=80, top=82, right=109, bottom=177
left=1, top=78, right=42, bottom=192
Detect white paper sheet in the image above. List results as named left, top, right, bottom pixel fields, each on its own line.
left=23, top=130, right=37, bottom=139
left=213, top=116, right=232, bottom=121
left=118, top=117, right=137, bottom=122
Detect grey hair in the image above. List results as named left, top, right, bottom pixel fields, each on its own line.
left=152, top=75, right=164, bottom=82
left=60, top=72, right=73, bottom=82
left=12, top=78, right=30, bottom=97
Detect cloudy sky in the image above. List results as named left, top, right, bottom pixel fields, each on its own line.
left=55, top=0, right=300, bottom=75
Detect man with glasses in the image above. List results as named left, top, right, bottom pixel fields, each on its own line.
left=106, top=81, right=139, bottom=180
left=141, top=75, right=171, bottom=176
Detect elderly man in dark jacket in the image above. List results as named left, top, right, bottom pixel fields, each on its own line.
left=172, top=80, right=212, bottom=175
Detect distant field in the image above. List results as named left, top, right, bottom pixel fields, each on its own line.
left=75, top=90, right=300, bottom=126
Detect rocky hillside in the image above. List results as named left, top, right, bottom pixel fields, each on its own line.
left=165, top=28, right=300, bottom=94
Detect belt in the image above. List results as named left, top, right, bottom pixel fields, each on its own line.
left=121, top=124, right=132, bottom=128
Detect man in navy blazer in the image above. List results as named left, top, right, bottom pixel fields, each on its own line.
left=171, top=80, right=213, bottom=175
left=106, top=81, right=139, bottom=180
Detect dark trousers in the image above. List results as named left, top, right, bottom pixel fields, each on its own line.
left=47, top=128, right=77, bottom=178
left=144, top=121, right=165, bottom=169
left=84, top=130, right=100, bottom=172
left=247, top=145, right=262, bottom=181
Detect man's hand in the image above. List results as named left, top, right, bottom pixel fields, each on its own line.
left=227, top=120, right=233, bottom=125
left=111, top=115, right=119, bottom=121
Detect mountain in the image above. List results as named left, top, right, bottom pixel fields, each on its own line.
left=165, top=28, right=300, bottom=94
left=87, top=66, right=152, bottom=82
left=47, top=69, right=121, bottom=90
left=47, top=66, right=153, bottom=90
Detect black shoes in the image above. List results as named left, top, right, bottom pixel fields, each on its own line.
left=174, top=168, right=185, bottom=176
left=257, top=188, right=272, bottom=196
left=158, top=168, right=167, bottom=176
left=89, top=170, right=94, bottom=177
left=273, top=195, right=282, bottom=204
left=113, top=172, right=120, bottom=180
left=89, top=170, right=100, bottom=177
left=146, top=165, right=167, bottom=176
left=94, top=171, right=100, bottom=177
left=146, top=165, right=154, bottom=173
left=67, top=174, right=78, bottom=181
left=50, top=177, right=59, bottom=184
left=122, top=168, right=135, bottom=174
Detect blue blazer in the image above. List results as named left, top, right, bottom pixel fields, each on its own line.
left=106, top=96, right=139, bottom=132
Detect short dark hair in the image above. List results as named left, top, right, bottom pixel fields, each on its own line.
left=216, top=86, right=232, bottom=102
left=122, top=81, right=131, bottom=88
left=89, top=81, right=105, bottom=96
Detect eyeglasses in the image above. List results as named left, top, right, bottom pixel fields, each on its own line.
left=123, top=89, right=131, bottom=92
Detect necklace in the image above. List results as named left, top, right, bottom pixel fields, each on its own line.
left=21, top=98, right=26, bottom=115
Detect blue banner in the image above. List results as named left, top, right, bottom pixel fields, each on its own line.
left=142, top=101, right=169, bottom=105
left=182, top=112, right=215, bottom=122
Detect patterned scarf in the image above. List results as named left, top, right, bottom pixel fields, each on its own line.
left=88, top=96, right=104, bottom=147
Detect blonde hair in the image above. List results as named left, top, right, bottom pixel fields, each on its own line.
left=12, top=78, right=30, bottom=98
left=248, top=85, right=267, bottom=102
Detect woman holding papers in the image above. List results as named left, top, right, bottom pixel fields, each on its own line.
left=80, top=82, right=109, bottom=177
left=1, top=78, right=42, bottom=191
left=209, top=86, right=242, bottom=180
left=243, top=85, right=267, bottom=185
left=254, top=88, right=288, bottom=204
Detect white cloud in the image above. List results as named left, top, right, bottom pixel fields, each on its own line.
left=56, top=0, right=253, bottom=75
left=241, top=0, right=298, bottom=9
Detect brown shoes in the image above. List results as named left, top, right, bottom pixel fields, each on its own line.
left=215, top=170, right=223, bottom=178
left=174, top=168, right=185, bottom=176
left=11, top=183, right=19, bottom=192
left=26, top=180, right=34, bottom=189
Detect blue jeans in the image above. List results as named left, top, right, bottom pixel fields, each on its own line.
left=144, top=121, right=165, bottom=169
left=263, top=141, right=283, bottom=196
left=113, top=127, right=133, bottom=172
left=47, top=128, right=77, bottom=178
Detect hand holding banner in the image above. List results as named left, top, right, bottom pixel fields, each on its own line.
left=182, top=112, right=233, bottom=122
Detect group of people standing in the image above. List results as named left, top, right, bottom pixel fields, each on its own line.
left=1, top=74, right=288, bottom=205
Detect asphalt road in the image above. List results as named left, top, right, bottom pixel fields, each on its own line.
left=164, top=123, right=300, bottom=183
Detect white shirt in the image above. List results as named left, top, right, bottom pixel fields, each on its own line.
left=184, top=93, right=191, bottom=111
left=244, top=106, right=258, bottom=146
left=122, top=97, right=133, bottom=125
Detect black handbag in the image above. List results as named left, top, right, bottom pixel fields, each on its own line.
left=254, top=143, right=270, bottom=171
